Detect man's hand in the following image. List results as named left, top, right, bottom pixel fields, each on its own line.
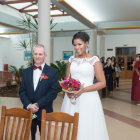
left=28, top=103, right=39, bottom=113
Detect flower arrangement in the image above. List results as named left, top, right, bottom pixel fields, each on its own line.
left=40, top=73, right=48, bottom=81
left=59, top=77, right=83, bottom=94
left=59, top=77, right=84, bottom=104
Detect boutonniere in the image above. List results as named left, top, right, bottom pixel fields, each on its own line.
left=40, top=73, right=48, bottom=81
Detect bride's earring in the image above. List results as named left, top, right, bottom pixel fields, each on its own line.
left=86, top=46, right=89, bottom=53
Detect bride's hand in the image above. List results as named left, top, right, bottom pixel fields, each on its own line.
left=67, top=93, right=74, bottom=99
left=74, top=88, right=84, bottom=98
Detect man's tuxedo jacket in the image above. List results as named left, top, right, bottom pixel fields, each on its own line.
left=19, top=64, right=58, bottom=120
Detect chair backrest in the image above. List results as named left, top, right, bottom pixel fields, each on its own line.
left=40, top=110, right=79, bottom=140
left=0, top=106, right=32, bottom=140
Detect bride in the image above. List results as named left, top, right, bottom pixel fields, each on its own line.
left=61, top=32, right=109, bottom=140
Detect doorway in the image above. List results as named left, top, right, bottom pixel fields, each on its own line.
left=115, top=47, right=136, bottom=78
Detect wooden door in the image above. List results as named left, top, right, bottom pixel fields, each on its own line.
left=116, top=47, right=136, bottom=79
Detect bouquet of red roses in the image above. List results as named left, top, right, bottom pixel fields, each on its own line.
left=59, top=77, right=84, bottom=105
left=59, top=77, right=84, bottom=94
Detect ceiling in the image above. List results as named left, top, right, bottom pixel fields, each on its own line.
left=53, top=0, right=140, bottom=30
left=1, top=0, right=140, bottom=35
left=76, top=0, right=140, bottom=23
left=0, top=0, right=69, bottom=18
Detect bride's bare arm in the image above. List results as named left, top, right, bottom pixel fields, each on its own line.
left=65, top=62, right=71, bottom=78
left=74, top=61, right=106, bottom=98
left=65, top=62, right=73, bottom=98
left=92, top=61, right=106, bottom=89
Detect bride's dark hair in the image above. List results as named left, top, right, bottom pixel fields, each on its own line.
left=72, top=32, right=90, bottom=45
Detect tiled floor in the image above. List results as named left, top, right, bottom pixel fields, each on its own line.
left=0, top=79, right=140, bottom=140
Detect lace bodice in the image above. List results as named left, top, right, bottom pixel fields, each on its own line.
left=69, top=56, right=99, bottom=87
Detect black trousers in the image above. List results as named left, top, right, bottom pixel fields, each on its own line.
left=31, top=118, right=41, bottom=140
left=116, top=77, right=119, bottom=87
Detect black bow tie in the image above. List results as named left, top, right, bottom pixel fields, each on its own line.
left=33, top=65, right=42, bottom=70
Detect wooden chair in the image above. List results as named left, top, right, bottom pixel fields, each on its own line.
left=0, top=106, right=32, bottom=140
left=40, top=110, right=79, bottom=140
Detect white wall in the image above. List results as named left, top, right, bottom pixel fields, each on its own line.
left=53, top=36, right=74, bottom=63
left=97, top=35, right=101, bottom=57
left=0, top=34, right=30, bottom=69
left=52, top=32, right=99, bottom=63
left=1, top=32, right=140, bottom=69
left=0, top=56, right=3, bottom=71
left=53, top=33, right=140, bottom=62
left=0, top=37, right=11, bottom=70
left=105, top=34, right=140, bottom=59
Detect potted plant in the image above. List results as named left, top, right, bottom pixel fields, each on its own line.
left=8, top=65, right=24, bottom=95
left=51, top=60, right=67, bottom=92
left=17, top=14, right=57, bottom=66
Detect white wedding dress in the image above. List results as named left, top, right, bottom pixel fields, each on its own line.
left=61, top=56, right=109, bottom=140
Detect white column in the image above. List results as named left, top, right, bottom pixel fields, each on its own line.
left=97, top=35, right=101, bottom=57
left=50, top=37, right=54, bottom=63
left=88, top=30, right=97, bottom=56
left=100, top=35, right=105, bottom=57
left=38, top=0, right=50, bottom=65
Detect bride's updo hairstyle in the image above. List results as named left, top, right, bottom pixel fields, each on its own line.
left=72, top=32, right=90, bottom=45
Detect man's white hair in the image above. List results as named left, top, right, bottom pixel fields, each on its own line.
left=33, top=44, right=46, bottom=54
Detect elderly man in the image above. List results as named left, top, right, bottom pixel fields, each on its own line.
left=19, top=44, right=58, bottom=140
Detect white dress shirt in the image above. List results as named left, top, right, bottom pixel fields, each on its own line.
left=33, top=63, right=45, bottom=91
left=27, top=63, right=45, bottom=109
